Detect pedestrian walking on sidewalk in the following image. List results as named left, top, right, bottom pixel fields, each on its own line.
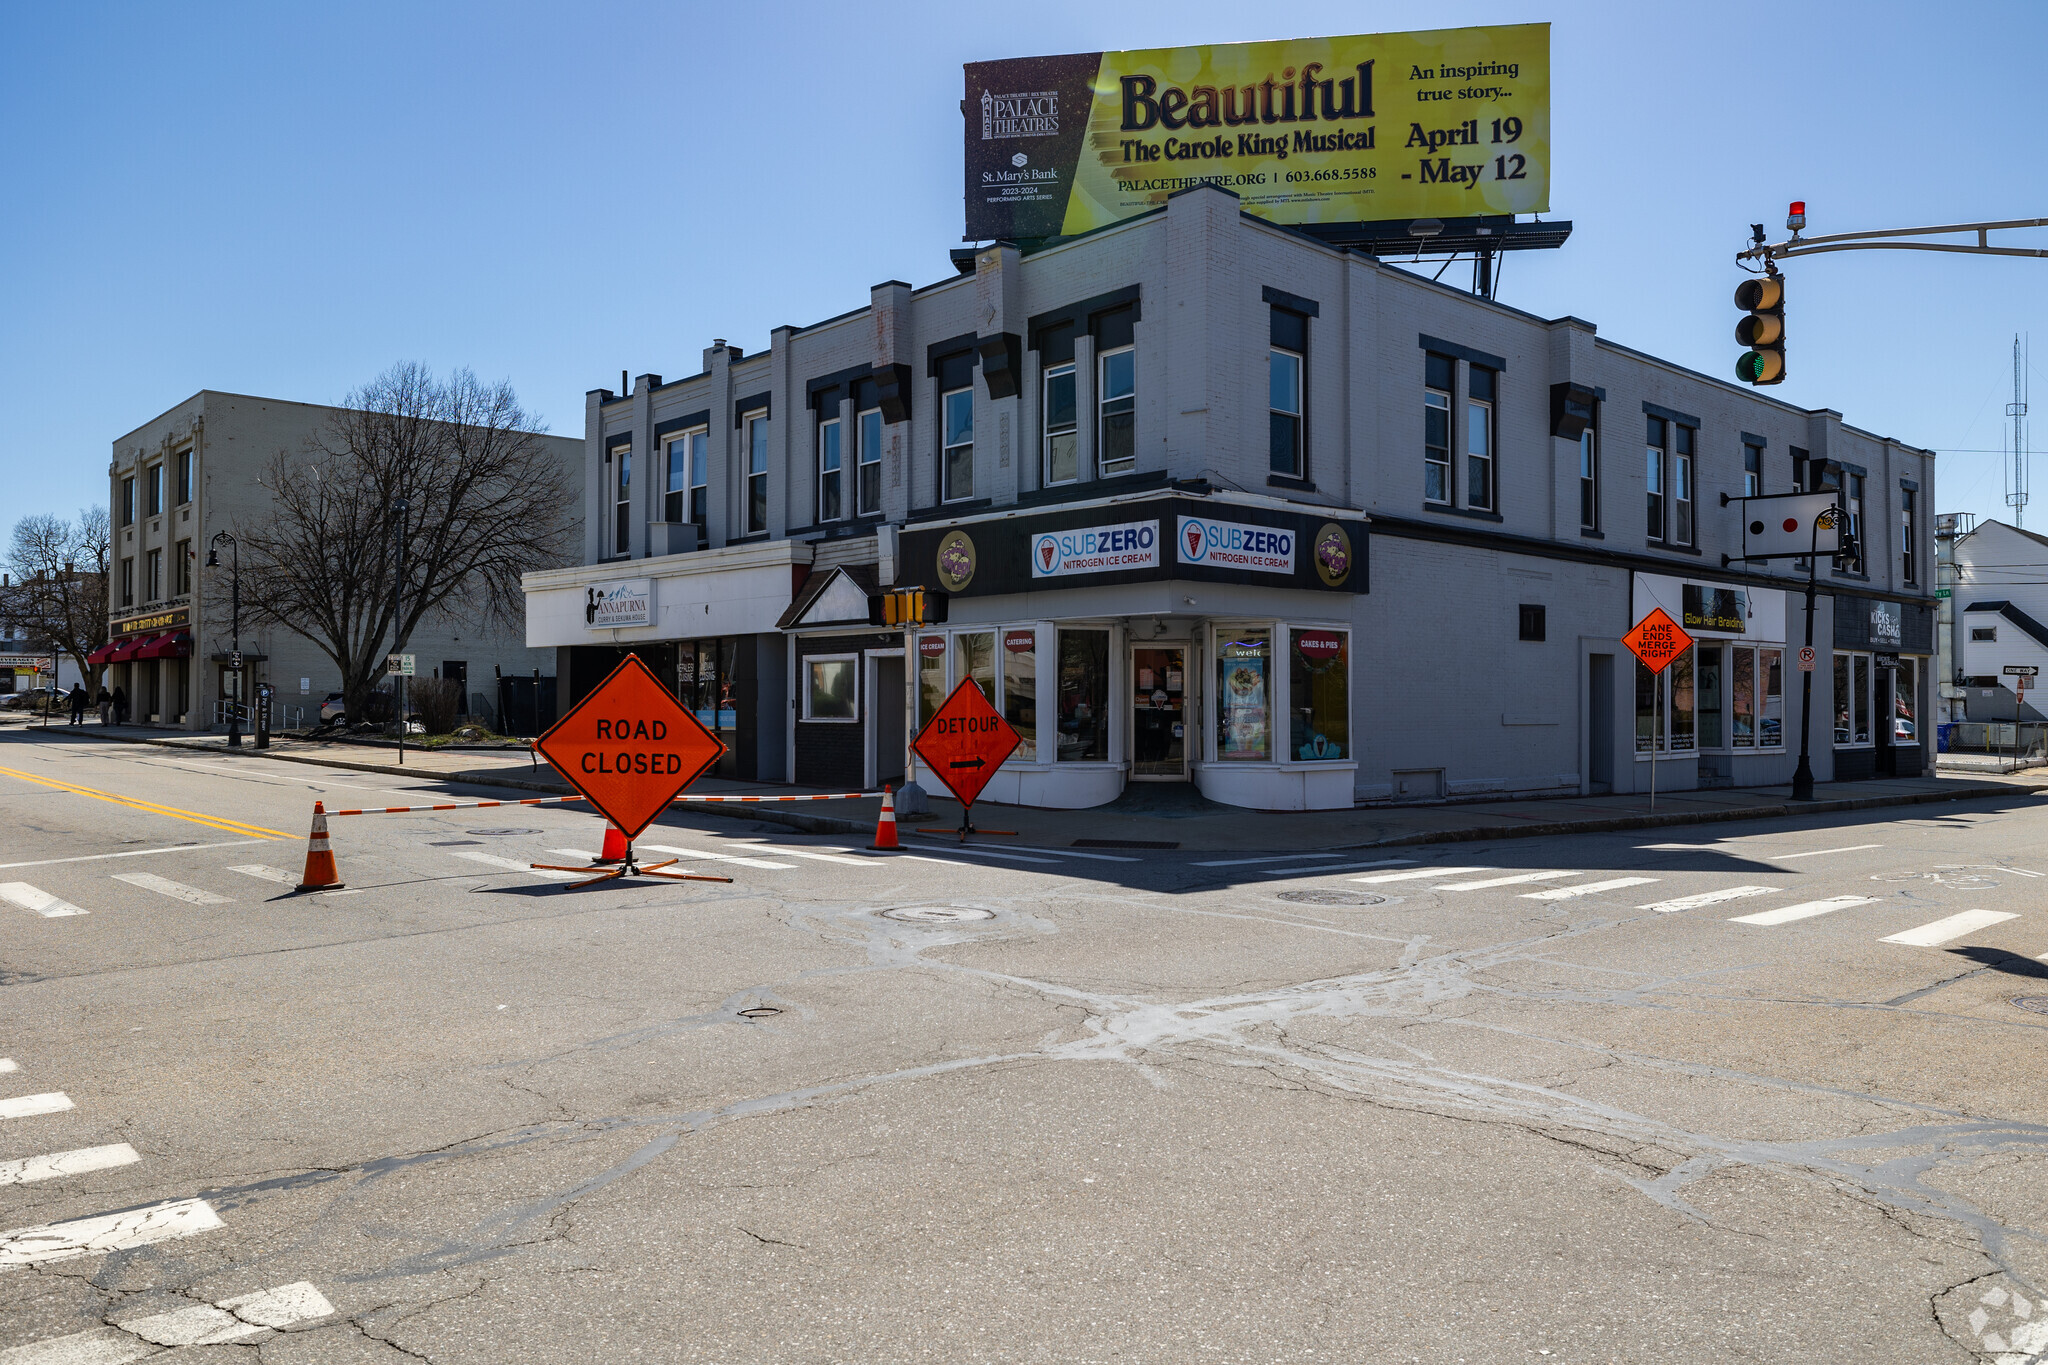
left=67, top=683, right=87, bottom=726
left=112, top=686, right=128, bottom=726
left=97, top=687, right=111, bottom=724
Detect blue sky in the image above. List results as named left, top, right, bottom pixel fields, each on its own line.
left=5, top=0, right=2046, bottom=548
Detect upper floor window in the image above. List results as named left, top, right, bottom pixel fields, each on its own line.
left=857, top=401, right=883, bottom=519
left=146, top=463, right=163, bottom=517
left=176, top=449, right=193, bottom=505
left=145, top=548, right=162, bottom=601
left=175, top=538, right=192, bottom=595
left=1743, top=441, right=1762, bottom=497
left=942, top=386, right=974, bottom=502
left=817, top=416, right=843, bottom=522
left=1901, top=487, right=1918, bottom=583
left=121, top=476, right=136, bottom=527
left=743, top=412, right=769, bottom=536
left=1672, top=424, right=1696, bottom=547
left=120, top=556, right=134, bottom=606
left=1269, top=307, right=1306, bottom=478
left=1424, top=352, right=1453, bottom=504
left=1043, top=361, right=1077, bottom=485
left=610, top=443, right=631, bottom=556
left=664, top=428, right=708, bottom=536
left=1844, top=472, right=1866, bottom=571
left=1645, top=416, right=1667, bottom=542
left=1098, top=346, right=1135, bottom=476
left=1579, top=426, right=1599, bottom=531
left=1466, top=366, right=1496, bottom=511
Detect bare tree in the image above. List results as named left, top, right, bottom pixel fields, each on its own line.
left=1, top=508, right=111, bottom=682
left=235, top=363, right=573, bottom=722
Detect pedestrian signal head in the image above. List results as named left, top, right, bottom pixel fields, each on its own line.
left=1734, top=274, right=1787, bottom=386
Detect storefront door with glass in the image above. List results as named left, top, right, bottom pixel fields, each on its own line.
left=679, top=639, right=739, bottom=779
left=1130, top=646, right=1187, bottom=779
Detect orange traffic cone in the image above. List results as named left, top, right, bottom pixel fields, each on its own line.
left=294, top=801, right=346, bottom=892
left=596, top=824, right=628, bottom=864
left=871, top=785, right=900, bottom=850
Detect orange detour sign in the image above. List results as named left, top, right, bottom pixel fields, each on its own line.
left=911, top=678, right=1021, bottom=837
left=533, top=654, right=725, bottom=841
left=1623, top=607, right=1694, bottom=675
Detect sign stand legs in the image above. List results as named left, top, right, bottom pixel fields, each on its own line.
left=917, top=800, right=1017, bottom=843
left=532, top=837, right=735, bottom=889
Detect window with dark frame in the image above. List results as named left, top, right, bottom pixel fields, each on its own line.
left=145, top=548, right=161, bottom=602
left=855, top=378, right=883, bottom=518
left=1466, top=365, right=1496, bottom=510
left=610, top=444, right=631, bottom=556
left=935, top=350, right=975, bottom=502
left=744, top=411, right=769, bottom=535
left=175, top=539, right=192, bottom=595
left=1043, top=358, right=1078, bottom=485
left=1743, top=441, right=1763, bottom=498
left=1645, top=416, right=1667, bottom=541
left=1973, top=626, right=1997, bottom=642
left=1901, top=487, right=1917, bottom=583
left=1519, top=604, right=1546, bottom=642
left=1424, top=352, right=1453, bottom=503
left=1579, top=422, right=1599, bottom=531
left=176, top=449, right=193, bottom=505
left=1269, top=308, right=1305, bottom=477
left=121, top=476, right=135, bottom=527
left=1845, top=472, right=1866, bottom=571
left=146, top=464, right=163, bottom=517
left=1095, top=304, right=1137, bottom=476
left=816, top=413, right=843, bottom=522
left=120, top=556, right=134, bottom=607
left=1673, top=424, right=1696, bottom=547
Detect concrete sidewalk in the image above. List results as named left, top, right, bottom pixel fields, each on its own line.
left=25, top=720, right=2048, bottom=853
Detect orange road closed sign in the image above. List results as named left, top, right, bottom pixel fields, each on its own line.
left=911, top=678, right=1021, bottom=809
left=534, top=654, right=726, bottom=839
left=1623, top=607, right=1694, bottom=675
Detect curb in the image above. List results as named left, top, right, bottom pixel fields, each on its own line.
left=37, top=727, right=2045, bottom=849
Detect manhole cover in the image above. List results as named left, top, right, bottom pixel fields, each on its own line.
left=2012, top=996, right=2048, bottom=1015
left=466, top=828, right=542, bottom=836
left=1276, top=890, right=1388, bottom=907
left=737, top=1006, right=782, bottom=1018
left=880, top=906, right=997, bottom=923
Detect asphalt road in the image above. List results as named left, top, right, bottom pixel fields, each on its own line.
left=4, top=729, right=2048, bottom=1363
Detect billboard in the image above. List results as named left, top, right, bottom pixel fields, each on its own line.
left=964, top=24, right=1549, bottom=241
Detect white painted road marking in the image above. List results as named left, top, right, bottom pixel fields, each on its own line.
left=449, top=852, right=584, bottom=882
left=0, top=840, right=269, bottom=872
left=0, top=1060, right=14, bottom=1073
left=0, top=883, right=86, bottom=918
left=1193, top=854, right=1344, bottom=867
left=1640, top=886, right=1777, bottom=913
left=734, top=844, right=879, bottom=867
left=0, top=1325, right=155, bottom=1365
left=1730, top=896, right=1879, bottom=926
left=118, top=1280, right=335, bottom=1347
left=0, top=1144, right=141, bottom=1186
left=1881, top=909, right=2020, bottom=947
left=1435, top=870, right=1581, bottom=890
left=0, top=1198, right=222, bottom=1269
left=1769, top=844, right=1886, bottom=860
left=2007, top=867, right=2045, bottom=878
left=1521, top=877, right=1660, bottom=900
left=0, top=1093, right=73, bottom=1120
left=892, top=842, right=1060, bottom=865
left=1350, top=866, right=1491, bottom=885
left=109, top=873, right=230, bottom=905
left=227, top=864, right=300, bottom=885
left=634, top=844, right=797, bottom=870
left=1257, top=859, right=1419, bottom=877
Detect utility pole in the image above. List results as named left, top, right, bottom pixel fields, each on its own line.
left=391, top=497, right=408, bottom=766
left=2009, top=334, right=2030, bottom=529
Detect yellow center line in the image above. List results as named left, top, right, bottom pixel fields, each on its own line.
left=0, top=765, right=291, bottom=839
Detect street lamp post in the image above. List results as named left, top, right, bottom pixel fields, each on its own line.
left=391, top=498, right=408, bottom=766
left=1790, top=507, right=1846, bottom=803
left=207, top=532, right=242, bottom=748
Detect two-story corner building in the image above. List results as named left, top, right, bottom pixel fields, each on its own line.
left=97, top=391, right=583, bottom=732
left=1952, top=519, right=2048, bottom=721
left=523, top=183, right=1937, bottom=810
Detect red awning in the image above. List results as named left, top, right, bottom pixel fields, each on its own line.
left=136, top=632, right=190, bottom=660
left=107, top=633, right=154, bottom=662
left=86, top=641, right=119, bottom=665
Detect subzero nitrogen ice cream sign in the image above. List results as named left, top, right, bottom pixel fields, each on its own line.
left=963, top=24, right=1550, bottom=241
left=1176, top=517, right=1295, bottom=574
left=1031, top=520, right=1160, bottom=578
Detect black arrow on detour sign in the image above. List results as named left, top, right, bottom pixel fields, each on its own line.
left=949, top=758, right=986, bottom=770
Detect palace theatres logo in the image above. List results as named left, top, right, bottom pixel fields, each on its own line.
left=981, top=89, right=1060, bottom=140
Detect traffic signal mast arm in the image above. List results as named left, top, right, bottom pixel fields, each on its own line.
left=1739, top=215, right=2048, bottom=266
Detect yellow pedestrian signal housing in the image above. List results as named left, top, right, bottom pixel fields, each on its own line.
left=1734, top=274, right=1786, bottom=385
left=875, top=586, right=947, bottom=627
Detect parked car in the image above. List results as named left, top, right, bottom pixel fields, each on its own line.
left=318, top=692, right=347, bottom=725
left=1, top=687, right=62, bottom=712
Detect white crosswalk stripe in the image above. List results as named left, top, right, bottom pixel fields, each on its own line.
left=889, top=842, right=1060, bottom=865
left=1639, top=886, right=1777, bottom=913
left=635, top=844, right=797, bottom=870
left=733, top=844, right=879, bottom=867
left=1768, top=844, right=1885, bottom=861
left=0, top=1093, right=73, bottom=1121
left=109, top=873, right=230, bottom=905
left=0, top=1144, right=141, bottom=1187
left=227, top=864, right=300, bottom=885
left=1521, top=877, right=1659, bottom=900
left=1435, top=870, right=1580, bottom=890
left=0, top=1281, right=333, bottom=1362
left=1194, top=854, right=1344, bottom=867
left=1350, top=866, right=1491, bottom=885
left=1881, top=909, right=2019, bottom=947
left=450, top=851, right=584, bottom=881
left=0, top=1060, right=15, bottom=1074
left=0, top=1198, right=222, bottom=1270
left=0, top=883, right=86, bottom=918
left=1730, top=896, right=1877, bottom=926
left=1257, top=859, right=1417, bottom=877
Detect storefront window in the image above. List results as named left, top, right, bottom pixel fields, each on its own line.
left=917, top=635, right=946, bottom=729
left=1731, top=647, right=1754, bottom=747
left=1003, top=629, right=1036, bottom=761
left=955, top=632, right=994, bottom=704
left=1697, top=644, right=1723, bottom=748
left=1854, top=654, right=1871, bottom=744
left=1893, top=660, right=1918, bottom=744
left=1668, top=647, right=1695, bottom=751
left=1289, top=629, right=1348, bottom=760
left=1760, top=648, right=1783, bottom=747
left=1216, top=630, right=1272, bottom=761
left=1833, top=652, right=1874, bottom=746
left=1056, top=629, right=1108, bottom=762
left=804, top=655, right=856, bottom=721
left=1634, top=649, right=1697, bottom=754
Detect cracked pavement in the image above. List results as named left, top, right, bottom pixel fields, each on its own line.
left=6, top=733, right=2048, bottom=1361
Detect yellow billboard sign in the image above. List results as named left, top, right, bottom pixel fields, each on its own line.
left=964, top=25, right=1549, bottom=240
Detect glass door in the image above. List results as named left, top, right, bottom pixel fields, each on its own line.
left=1130, top=646, right=1187, bottom=779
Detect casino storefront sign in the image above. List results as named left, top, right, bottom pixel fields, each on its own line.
left=896, top=491, right=1367, bottom=811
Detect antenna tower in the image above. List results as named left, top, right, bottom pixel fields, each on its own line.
left=2008, top=333, right=2030, bottom=527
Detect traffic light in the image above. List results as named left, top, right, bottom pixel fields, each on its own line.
left=1734, top=273, right=1786, bottom=385
left=874, top=586, right=948, bottom=627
